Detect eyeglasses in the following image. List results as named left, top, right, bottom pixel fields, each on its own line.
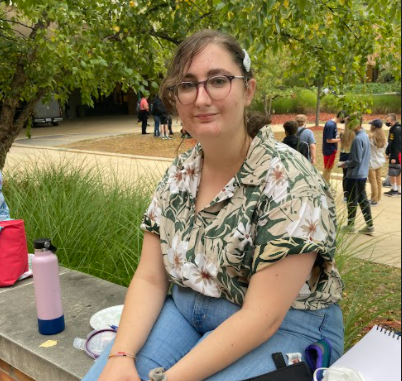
left=170, top=75, right=246, bottom=105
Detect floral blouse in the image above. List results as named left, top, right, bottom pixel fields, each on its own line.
left=141, top=126, right=344, bottom=310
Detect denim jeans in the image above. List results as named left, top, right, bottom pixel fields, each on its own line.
left=154, top=116, right=160, bottom=137
left=82, top=286, right=344, bottom=381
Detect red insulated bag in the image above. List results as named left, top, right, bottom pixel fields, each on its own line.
left=0, top=220, right=29, bottom=287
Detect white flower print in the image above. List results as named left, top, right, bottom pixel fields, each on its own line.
left=146, top=196, right=162, bottom=225
left=233, top=222, right=253, bottom=250
left=168, top=165, right=187, bottom=194
left=321, top=195, right=328, bottom=209
left=286, top=203, right=327, bottom=242
left=264, top=157, right=289, bottom=203
left=167, top=236, right=189, bottom=279
left=183, top=159, right=201, bottom=198
left=182, top=254, right=221, bottom=298
left=215, top=178, right=237, bottom=202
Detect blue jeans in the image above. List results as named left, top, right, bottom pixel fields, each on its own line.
left=154, top=116, right=160, bottom=137
left=82, top=286, right=344, bottom=381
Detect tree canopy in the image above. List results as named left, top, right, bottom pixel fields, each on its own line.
left=0, top=0, right=400, bottom=167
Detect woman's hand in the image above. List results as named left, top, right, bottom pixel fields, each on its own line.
left=98, top=358, right=141, bottom=381
left=391, top=159, right=397, bottom=164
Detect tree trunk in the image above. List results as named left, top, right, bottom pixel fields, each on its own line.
left=268, top=97, right=273, bottom=117
left=0, top=89, right=47, bottom=169
left=264, top=94, right=268, bottom=116
left=315, top=84, right=322, bottom=127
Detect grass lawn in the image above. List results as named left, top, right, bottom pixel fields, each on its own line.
left=340, top=258, right=401, bottom=348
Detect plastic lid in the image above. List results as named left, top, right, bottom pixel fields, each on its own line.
left=34, top=238, right=58, bottom=252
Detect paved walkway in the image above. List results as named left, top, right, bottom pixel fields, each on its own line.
left=6, top=116, right=401, bottom=268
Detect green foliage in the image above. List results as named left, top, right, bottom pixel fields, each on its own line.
left=3, top=159, right=157, bottom=285
left=321, top=94, right=401, bottom=114
left=295, top=89, right=316, bottom=113
left=270, top=97, right=297, bottom=114
left=253, top=89, right=401, bottom=114
left=346, top=82, right=401, bottom=95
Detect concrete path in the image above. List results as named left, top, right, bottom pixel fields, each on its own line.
left=7, top=116, right=401, bottom=268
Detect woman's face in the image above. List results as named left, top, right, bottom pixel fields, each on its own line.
left=175, top=44, right=256, bottom=141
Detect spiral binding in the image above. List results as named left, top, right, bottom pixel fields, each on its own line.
left=376, top=325, right=401, bottom=340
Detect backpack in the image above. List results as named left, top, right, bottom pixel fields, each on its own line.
left=297, top=128, right=306, bottom=137
left=136, top=100, right=141, bottom=113
left=296, top=139, right=310, bottom=160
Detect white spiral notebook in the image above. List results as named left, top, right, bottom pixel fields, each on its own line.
left=331, top=325, right=401, bottom=381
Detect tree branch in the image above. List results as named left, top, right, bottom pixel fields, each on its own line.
left=0, top=17, right=34, bottom=30
left=149, top=28, right=183, bottom=45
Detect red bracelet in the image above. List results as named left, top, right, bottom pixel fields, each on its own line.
left=108, top=352, right=137, bottom=360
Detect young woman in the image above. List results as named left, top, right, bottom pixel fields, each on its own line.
left=368, top=119, right=387, bottom=206
left=82, top=30, right=344, bottom=381
left=339, top=125, right=356, bottom=202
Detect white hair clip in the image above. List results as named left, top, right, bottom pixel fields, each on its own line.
left=242, top=49, right=251, bottom=73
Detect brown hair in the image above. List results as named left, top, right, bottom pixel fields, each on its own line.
left=295, top=114, right=307, bottom=127
left=387, top=113, right=397, bottom=122
left=369, top=125, right=387, bottom=148
left=160, top=29, right=270, bottom=138
left=340, top=125, right=355, bottom=153
left=283, top=121, right=298, bottom=136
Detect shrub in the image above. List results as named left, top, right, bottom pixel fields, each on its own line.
left=271, top=97, right=297, bottom=114
left=295, top=89, right=317, bottom=113
left=346, top=82, right=401, bottom=94
left=3, top=158, right=158, bottom=286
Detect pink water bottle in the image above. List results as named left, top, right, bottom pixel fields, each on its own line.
left=32, top=238, right=65, bottom=335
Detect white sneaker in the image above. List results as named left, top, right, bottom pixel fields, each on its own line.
left=314, top=367, right=367, bottom=381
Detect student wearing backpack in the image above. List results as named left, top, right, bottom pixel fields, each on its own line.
left=295, top=115, right=316, bottom=165
left=283, top=121, right=309, bottom=159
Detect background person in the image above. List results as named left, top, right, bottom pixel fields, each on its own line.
left=368, top=119, right=387, bottom=206
left=384, top=113, right=402, bottom=197
left=340, top=114, right=374, bottom=236
left=322, top=111, right=347, bottom=185
left=296, top=114, right=316, bottom=164
left=83, top=30, right=344, bottom=381
left=151, top=95, right=162, bottom=137
left=339, top=124, right=356, bottom=202
left=282, top=120, right=309, bottom=159
left=139, top=96, right=150, bottom=135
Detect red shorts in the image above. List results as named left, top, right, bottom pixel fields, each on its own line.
left=324, top=152, right=337, bottom=169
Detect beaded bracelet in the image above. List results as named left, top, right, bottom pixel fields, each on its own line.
left=108, top=351, right=137, bottom=361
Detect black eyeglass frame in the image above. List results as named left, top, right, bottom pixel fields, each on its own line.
left=169, top=75, right=247, bottom=104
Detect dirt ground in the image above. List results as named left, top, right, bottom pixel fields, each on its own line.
left=64, top=132, right=197, bottom=159
left=63, top=114, right=393, bottom=177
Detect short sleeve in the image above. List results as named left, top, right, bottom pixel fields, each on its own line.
left=308, top=130, right=316, bottom=145
left=252, top=190, right=336, bottom=274
left=140, top=161, right=176, bottom=236
left=332, top=124, right=338, bottom=139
